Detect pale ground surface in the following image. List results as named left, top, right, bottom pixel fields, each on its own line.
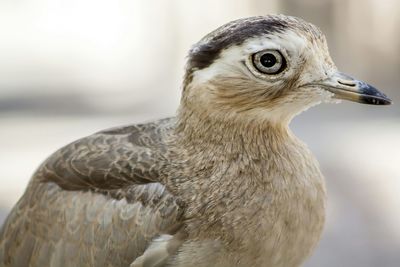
left=0, top=104, right=399, bottom=267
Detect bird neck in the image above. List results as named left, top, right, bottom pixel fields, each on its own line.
left=174, top=103, right=298, bottom=160
left=167, top=104, right=323, bottom=221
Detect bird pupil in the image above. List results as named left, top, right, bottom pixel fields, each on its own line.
left=260, top=53, right=277, bottom=68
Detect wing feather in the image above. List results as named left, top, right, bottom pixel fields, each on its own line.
left=0, top=118, right=185, bottom=267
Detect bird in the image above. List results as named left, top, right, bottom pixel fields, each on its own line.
left=0, top=14, right=391, bottom=267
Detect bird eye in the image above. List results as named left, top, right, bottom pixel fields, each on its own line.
left=252, top=50, right=286, bottom=74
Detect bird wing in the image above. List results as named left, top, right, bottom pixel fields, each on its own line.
left=0, top=118, right=185, bottom=267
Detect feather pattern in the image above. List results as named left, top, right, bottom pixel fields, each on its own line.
left=0, top=118, right=185, bottom=267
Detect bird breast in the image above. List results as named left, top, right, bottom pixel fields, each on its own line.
left=174, top=142, right=326, bottom=267
left=220, top=168, right=326, bottom=267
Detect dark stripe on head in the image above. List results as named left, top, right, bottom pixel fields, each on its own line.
left=182, top=15, right=324, bottom=91
left=186, top=16, right=291, bottom=72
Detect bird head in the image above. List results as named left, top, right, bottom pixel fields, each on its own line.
left=181, top=15, right=391, bottom=125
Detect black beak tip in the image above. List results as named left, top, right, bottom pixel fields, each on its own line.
left=360, top=83, right=392, bottom=105
left=361, top=95, right=392, bottom=105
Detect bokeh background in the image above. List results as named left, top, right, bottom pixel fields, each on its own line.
left=0, top=0, right=399, bottom=266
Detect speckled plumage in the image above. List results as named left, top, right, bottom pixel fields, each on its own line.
left=0, top=14, right=390, bottom=267
left=0, top=118, right=185, bottom=266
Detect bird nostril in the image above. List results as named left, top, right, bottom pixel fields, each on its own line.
left=338, top=80, right=356, bottom=87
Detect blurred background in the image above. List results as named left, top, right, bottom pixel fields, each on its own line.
left=0, top=0, right=399, bottom=266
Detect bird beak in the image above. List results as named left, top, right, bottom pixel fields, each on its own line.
left=314, top=72, right=392, bottom=105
